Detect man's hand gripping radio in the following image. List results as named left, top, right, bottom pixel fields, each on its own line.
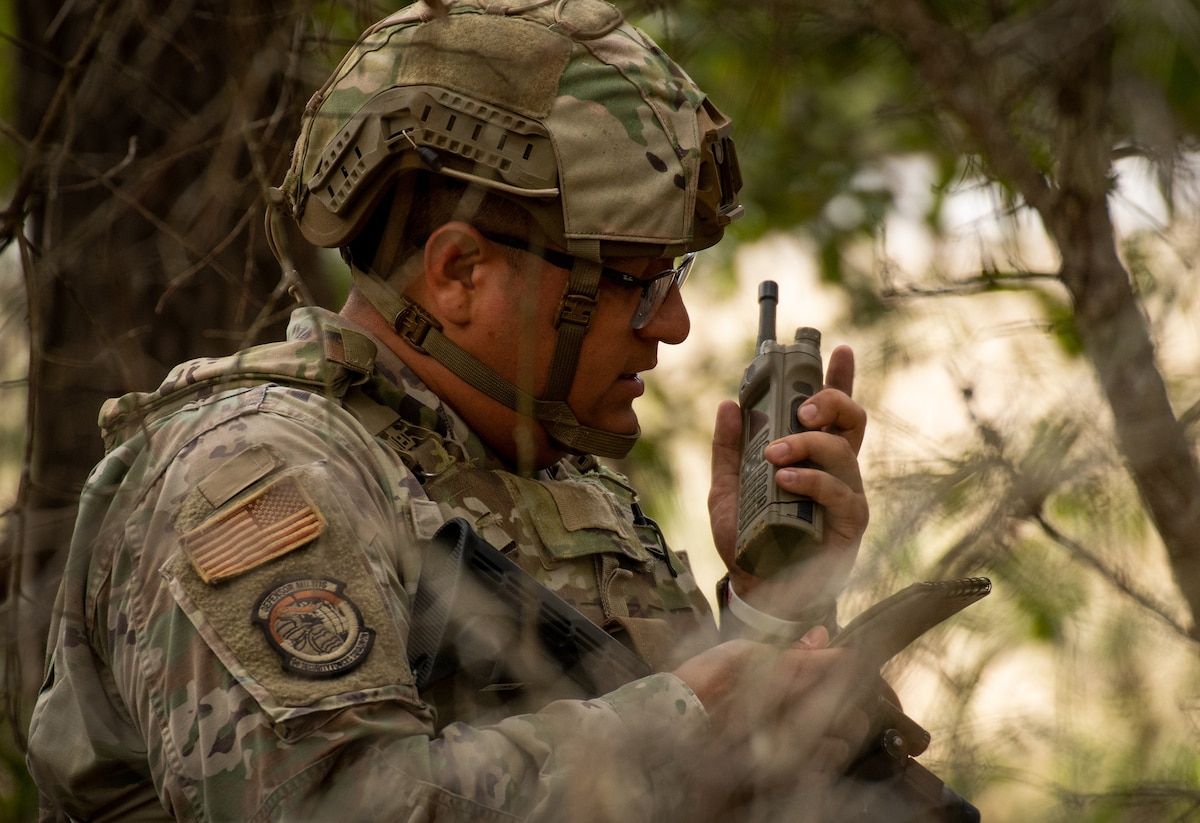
left=734, top=280, right=825, bottom=578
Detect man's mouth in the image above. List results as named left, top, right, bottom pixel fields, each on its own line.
left=617, top=373, right=646, bottom=396
left=622, top=361, right=656, bottom=382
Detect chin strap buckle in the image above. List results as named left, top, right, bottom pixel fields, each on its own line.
left=555, top=292, right=595, bottom=329
left=395, top=300, right=443, bottom=350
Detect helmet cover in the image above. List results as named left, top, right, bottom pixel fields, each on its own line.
left=281, top=0, right=743, bottom=261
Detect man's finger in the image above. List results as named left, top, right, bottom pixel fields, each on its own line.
left=824, top=345, right=855, bottom=397
left=711, top=399, right=743, bottom=477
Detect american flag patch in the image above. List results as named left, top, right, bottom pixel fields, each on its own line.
left=182, top=475, right=326, bottom=583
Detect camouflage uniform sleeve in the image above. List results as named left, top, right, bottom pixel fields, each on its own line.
left=27, top=384, right=711, bottom=822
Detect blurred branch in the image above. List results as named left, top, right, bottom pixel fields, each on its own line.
left=881, top=269, right=1061, bottom=299
left=1179, top=398, right=1200, bottom=435
left=1034, top=513, right=1196, bottom=643
left=155, top=206, right=257, bottom=311
left=0, top=0, right=118, bottom=252
left=48, top=136, right=138, bottom=194
left=921, top=388, right=1194, bottom=641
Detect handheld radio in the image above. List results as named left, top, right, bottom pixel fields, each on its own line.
left=734, top=281, right=825, bottom=578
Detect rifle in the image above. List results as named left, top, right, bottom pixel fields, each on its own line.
left=409, top=517, right=651, bottom=700
left=411, top=518, right=986, bottom=821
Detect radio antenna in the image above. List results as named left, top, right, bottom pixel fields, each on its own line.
left=756, top=280, right=779, bottom=349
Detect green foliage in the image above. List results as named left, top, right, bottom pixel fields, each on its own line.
left=1032, top=289, right=1084, bottom=357
left=1114, top=5, right=1200, bottom=162
left=1121, top=233, right=1160, bottom=299
left=1003, top=537, right=1090, bottom=642
left=633, top=1, right=931, bottom=292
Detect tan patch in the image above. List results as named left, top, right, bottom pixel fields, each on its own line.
left=197, top=443, right=280, bottom=508
left=545, top=479, right=636, bottom=540
left=182, top=475, right=326, bottom=583
left=400, top=15, right=571, bottom=119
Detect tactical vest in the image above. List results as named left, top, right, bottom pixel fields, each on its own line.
left=103, top=321, right=714, bottom=727
left=340, top=348, right=716, bottom=726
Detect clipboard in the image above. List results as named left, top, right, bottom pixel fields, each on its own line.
left=831, top=577, right=992, bottom=670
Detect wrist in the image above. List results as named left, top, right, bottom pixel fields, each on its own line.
left=715, top=573, right=839, bottom=643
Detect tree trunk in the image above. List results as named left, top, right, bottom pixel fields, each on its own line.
left=8, top=0, right=335, bottom=721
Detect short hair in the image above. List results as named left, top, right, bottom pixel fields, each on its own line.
left=344, top=171, right=537, bottom=281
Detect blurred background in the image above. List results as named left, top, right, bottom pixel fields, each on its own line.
left=3, top=1, right=1199, bottom=820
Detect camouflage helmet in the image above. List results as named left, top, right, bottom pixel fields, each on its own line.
left=274, top=0, right=742, bottom=460
left=280, top=0, right=743, bottom=262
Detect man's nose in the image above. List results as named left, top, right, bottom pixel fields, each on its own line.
left=637, top=283, right=690, bottom=344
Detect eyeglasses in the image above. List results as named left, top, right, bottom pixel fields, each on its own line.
left=478, top=231, right=695, bottom=330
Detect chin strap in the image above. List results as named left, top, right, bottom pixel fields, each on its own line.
left=351, top=261, right=639, bottom=459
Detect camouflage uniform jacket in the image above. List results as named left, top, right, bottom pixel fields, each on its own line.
left=26, top=307, right=720, bottom=822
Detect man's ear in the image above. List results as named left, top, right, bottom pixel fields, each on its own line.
left=419, top=222, right=488, bottom=326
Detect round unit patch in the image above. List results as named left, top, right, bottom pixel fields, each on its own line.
left=253, top=576, right=375, bottom=678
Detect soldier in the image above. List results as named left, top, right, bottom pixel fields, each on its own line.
left=27, top=1, right=873, bottom=820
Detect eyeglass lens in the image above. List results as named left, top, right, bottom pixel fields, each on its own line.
left=630, top=253, right=695, bottom=329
